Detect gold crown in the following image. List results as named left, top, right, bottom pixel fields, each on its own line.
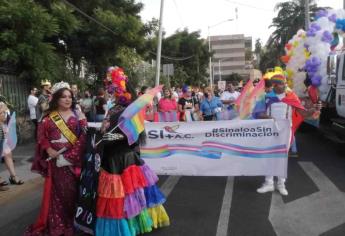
left=41, top=80, right=51, bottom=86
left=51, top=81, right=71, bottom=95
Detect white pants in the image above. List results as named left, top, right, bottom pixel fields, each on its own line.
left=265, top=176, right=286, bottom=185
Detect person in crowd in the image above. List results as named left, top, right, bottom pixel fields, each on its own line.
left=200, top=87, right=223, bottom=121
left=254, top=74, right=321, bottom=196
left=80, top=90, right=93, bottom=122
left=70, top=84, right=82, bottom=111
left=171, top=87, right=179, bottom=102
left=25, top=82, right=87, bottom=235
left=94, top=88, right=107, bottom=122
left=220, top=83, right=240, bottom=109
left=253, top=78, right=260, bottom=87
left=264, top=79, right=273, bottom=93
left=36, top=80, right=52, bottom=122
left=0, top=102, right=24, bottom=191
left=158, top=86, right=178, bottom=112
left=178, top=85, right=200, bottom=121
left=92, top=67, right=169, bottom=235
left=27, top=87, right=38, bottom=139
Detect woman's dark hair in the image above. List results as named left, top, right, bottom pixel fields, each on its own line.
left=140, top=86, right=148, bottom=95
left=162, top=86, right=172, bottom=99
left=48, top=88, right=76, bottom=112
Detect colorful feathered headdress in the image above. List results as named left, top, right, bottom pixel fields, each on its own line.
left=104, top=66, right=132, bottom=105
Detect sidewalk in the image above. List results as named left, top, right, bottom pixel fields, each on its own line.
left=0, top=142, right=43, bottom=205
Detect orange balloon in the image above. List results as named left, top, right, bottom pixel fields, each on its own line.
left=285, top=43, right=293, bottom=51
left=280, top=55, right=290, bottom=64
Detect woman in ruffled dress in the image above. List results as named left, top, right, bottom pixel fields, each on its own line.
left=95, top=67, right=170, bottom=235
left=25, top=82, right=87, bottom=236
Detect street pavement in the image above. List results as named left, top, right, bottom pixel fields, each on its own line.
left=1, top=128, right=345, bottom=236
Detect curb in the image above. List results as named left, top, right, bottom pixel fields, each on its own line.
left=0, top=177, right=43, bottom=206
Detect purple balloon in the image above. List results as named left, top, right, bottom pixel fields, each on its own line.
left=311, top=56, right=321, bottom=66
left=310, top=23, right=321, bottom=31
left=311, top=75, right=322, bottom=86
left=322, top=31, right=333, bottom=43
left=307, top=29, right=316, bottom=37
left=316, top=9, right=328, bottom=19
left=328, top=14, right=337, bottom=23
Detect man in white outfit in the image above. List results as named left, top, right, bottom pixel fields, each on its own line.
left=27, top=87, right=38, bottom=139
left=255, top=74, right=321, bottom=196
left=220, top=83, right=240, bottom=109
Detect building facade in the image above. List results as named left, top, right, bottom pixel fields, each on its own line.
left=209, top=34, right=252, bottom=83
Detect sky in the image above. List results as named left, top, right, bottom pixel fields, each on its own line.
left=138, top=0, right=343, bottom=45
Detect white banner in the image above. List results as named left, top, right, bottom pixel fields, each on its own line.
left=141, top=119, right=291, bottom=177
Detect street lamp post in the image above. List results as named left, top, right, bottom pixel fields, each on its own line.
left=208, top=19, right=233, bottom=89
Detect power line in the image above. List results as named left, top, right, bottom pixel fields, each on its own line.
left=173, top=0, right=185, bottom=28
left=223, top=0, right=273, bottom=12
left=61, top=0, right=195, bottom=61
left=150, top=52, right=194, bottom=61
left=60, top=0, right=118, bottom=36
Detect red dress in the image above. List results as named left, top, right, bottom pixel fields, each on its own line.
left=25, top=112, right=87, bottom=236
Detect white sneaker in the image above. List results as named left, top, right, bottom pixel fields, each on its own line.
left=257, top=183, right=274, bottom=193
left=277, top=184, right=288, bottom=196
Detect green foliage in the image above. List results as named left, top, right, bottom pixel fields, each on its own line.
left=0, top=0, right=61, bottom=83
left=0, top=0, right=156, bottom=89
left=257, top=0, right=329, bottom=73
left=263, top=0, right=321, bottom=69
left=147, top=29, right=210, bottom=87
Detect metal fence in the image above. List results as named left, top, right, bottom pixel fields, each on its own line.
left=0, top=73, right=29, bottom=113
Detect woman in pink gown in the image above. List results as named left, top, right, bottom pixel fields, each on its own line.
left=25, top=82, right=87, bottom=236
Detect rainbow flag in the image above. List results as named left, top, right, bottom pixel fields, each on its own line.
left=5, top=112, right=17, bottom=151
left=235, top=79, right=254, bottom=110
left=238, top=79, right=265, bottom=119
left=119, top=85, right=163, bottom=145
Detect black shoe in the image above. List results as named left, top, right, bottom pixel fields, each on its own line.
left=9, top=175, right=24, bottom=185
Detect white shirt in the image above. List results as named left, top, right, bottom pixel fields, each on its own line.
left=267, top=93, right=292, bottom=126
left=220, top=91, right=240, bottom=102
left=27, top=95, right=38, bottom=120
left=172, top=91, right=179, bottom=102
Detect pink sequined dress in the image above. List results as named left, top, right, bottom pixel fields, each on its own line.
left=25, top=111, right=87, bottom=236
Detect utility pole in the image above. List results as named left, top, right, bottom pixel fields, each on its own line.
left=305, top=0, right=310, bottom=31
left=155, top=0, right=164, bottom=87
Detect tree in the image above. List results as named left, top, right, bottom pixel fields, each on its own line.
left=148, top=29, right=210, bottom=87
left=266, top=0, right=321, bottom=67
left=0, top=0, right=64, bottom=83
left=253, top=38, right=262, bottom=69
left=0, top=0, right=157, bottom=86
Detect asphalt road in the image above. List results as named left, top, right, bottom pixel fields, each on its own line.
left=1, top=128, right=345, bottom=236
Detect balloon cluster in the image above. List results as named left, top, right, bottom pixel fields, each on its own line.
left=104, top=66, right=132, bottom=105
left=281, top=30, right=309, bottom=96
left=281, top=8, right=345, bottom=100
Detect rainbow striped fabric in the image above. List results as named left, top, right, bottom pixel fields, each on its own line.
left=118, top=85, right=163, bottom=145
left=141, top=144, right=221, bottom=159
left=140, top=142, right=287, bottom=159
left=237, top=79, right=265, bottom=119
left=5, top=112, right=17, bottom=151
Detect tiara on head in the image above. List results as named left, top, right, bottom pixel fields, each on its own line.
left=41, top=80, right=51, bottom=86
left=51, top=81, right=71, bottom=95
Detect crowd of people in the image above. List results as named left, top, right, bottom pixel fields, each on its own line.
left=0, top=64, right=322, bottom=235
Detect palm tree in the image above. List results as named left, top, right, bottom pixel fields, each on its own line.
left=264, top=0, right=327, bottom=69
